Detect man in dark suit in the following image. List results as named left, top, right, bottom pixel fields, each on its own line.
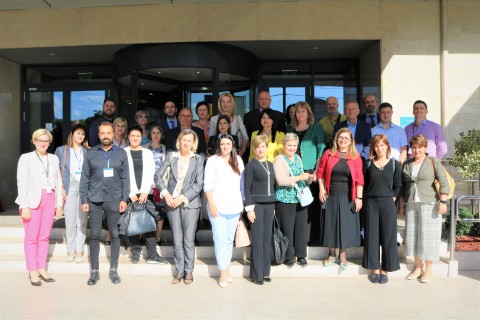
left=358, top=95, right=380, bottom=129
left=334, top=101, right=371, bottom=160
left=164, top=107, right=207, bottom=156
left=243, top=91, right=287, bottom=140
left=159, top=100, right=178, bottom=133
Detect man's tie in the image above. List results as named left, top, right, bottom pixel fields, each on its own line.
left=369, top=115, right=375, bottom=128
left=169, top=120, right=175, bottom=129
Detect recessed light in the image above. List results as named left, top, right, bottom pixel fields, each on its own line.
left=149, top=92, right=154, bottom=96
left=49, top=53, right=55, bottom=56
left=313, top=47, right=319, bottom=50
left=196, top=71, right=200, bottom=74
left=157, top=71, right=162, bottom=74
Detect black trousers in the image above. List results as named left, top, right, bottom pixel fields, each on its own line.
left=129, top=231, right=158, bottom=260
left=249, top=203, right=274, bottom=282
left=362, top=197, right=400, bottom=272
left=275, top=201, right=308, bottom=261
left=88, top=201, right=121, bottom=270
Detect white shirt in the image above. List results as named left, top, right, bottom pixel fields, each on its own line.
left=69, top=148, right=83, bottom=192
left=204, top=154, right=244, bottom=214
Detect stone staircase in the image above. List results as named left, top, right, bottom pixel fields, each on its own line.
left=0, top=213, right=455, bottom=279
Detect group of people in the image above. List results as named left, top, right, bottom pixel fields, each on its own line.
left=16, top=91, right=450, bottom=287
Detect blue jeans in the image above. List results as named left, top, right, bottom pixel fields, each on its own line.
left=208, top=210, right=240, bottom=270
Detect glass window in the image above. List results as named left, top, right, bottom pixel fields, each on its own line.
left=70, top=90, right=106, bottom=127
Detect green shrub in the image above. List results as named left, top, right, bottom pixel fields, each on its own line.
left=444, top=207, right=474, bottom=237
left=450, top=129, right=480, bottom=179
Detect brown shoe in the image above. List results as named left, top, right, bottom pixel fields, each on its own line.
left=184, top=272, right=193, bottom=285
left=171, top=272, right=184, bottom=284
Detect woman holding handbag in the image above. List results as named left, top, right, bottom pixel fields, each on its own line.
left=156, top=129, right=204, bottom=284
left=244, top=135, right=276, bottom=285
left=317, top=128, right=364, bottom=270
left=55, top=124, right=90, bottom=263
left=204, top=134, right=244, bottom=288
left=273, top=133, right=314, bottom=268
left=398, top=134, right=449, bottom=283
left=125, top=124, right=167, bottom=264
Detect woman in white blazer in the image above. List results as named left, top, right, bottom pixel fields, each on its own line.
left=16, top=128, right=63, bottom=286
left=124, top=124, right=166, bottom=264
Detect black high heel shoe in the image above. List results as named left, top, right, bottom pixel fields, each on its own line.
left=39, top=274, right=56, bottom=282
left=29, top=274, right=41, bottom=286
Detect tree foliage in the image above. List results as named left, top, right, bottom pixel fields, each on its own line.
left=450, top=129, right=480, bottom=179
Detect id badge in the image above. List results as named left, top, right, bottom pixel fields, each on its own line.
left=74, top=171, right=82, bottom=177
left=103, top=168, right=114, bottom=178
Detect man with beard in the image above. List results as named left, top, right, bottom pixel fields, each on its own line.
left=359, top=95, right=380, bottom=129
left=80, top=122, right=130, bottom=285
left=88, top=98, right=116, bottom=147
left=159, top=100, right=178, bottom=133
left=319, top=96, right=347, bottom=149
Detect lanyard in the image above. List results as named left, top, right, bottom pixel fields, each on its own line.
left=72, top=148, right=83, bottom=171
left=100, top=146, right=116, bottom=168
left=35, top=151, right=49, bottom=178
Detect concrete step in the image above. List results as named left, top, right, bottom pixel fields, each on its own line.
left=0, top=254, right=451, bottom=278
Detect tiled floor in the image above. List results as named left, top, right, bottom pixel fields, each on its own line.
left=1, top=271, right=478, bottom=319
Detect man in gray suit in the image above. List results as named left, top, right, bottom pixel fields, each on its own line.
left=80, top=122, right=130, bottom=286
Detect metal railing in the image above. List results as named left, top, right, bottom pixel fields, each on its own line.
left=449, top=195, right=480, bottom=261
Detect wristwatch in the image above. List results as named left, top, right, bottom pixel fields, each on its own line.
left=439, top=200, right=448, bottom=204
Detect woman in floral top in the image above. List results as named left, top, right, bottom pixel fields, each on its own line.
left=273, top=133, right=315, bottom=268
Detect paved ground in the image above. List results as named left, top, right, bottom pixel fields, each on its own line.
left=1, top=271, right=478, bottom=319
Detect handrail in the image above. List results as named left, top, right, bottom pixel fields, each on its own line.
left=449, top=195, right=480, bottom=261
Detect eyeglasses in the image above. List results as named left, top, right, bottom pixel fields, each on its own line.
left=137, top=115, right=148, bottom=119
left=36, top=139, right=50, bottom=144
left=338, top=136, right=350, bottom=141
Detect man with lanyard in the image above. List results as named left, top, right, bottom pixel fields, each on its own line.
left=319, top=96, right=347, bottom=148
left=404, top=100, right=447, bottom=158
left=359, top=95, right=380, bottom=129
left=159, top=100, right=178, bottom=133
left=371, top=102, right=408, bottom=164
left=80, top=122, right=130, bottom=286
left=88, top=98, right=116, bottom=147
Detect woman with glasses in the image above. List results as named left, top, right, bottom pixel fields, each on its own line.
left=55, top=124, right=90, bottom=263
left=317, top=128, right=364, bottom=270
left=135, top=110, right=150, bottom=145
left=16, top=129, right=64, bottom=286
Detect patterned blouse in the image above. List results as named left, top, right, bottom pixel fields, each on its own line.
left=275, top=154, right=306, bottom=204
left=143, top=143, right=165, bottom=171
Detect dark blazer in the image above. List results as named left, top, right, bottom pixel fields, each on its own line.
left=164, top=126, right=207, bottom=156
left=155, top=151, right=204, bottom=209
left=159, top=117, right=177, bottom=133
left=334, top=119, right=372, bottom=160
left=358, top=113, right=380, bottom=128
left=88, top=116, right=112, bottom=147
left=243, top=108, right=287, bottom=139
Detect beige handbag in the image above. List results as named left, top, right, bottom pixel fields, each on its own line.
left=234, top=216, right=251, bottom=247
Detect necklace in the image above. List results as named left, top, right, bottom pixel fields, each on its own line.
left=257, top=159, right=271, bottom=196
left=376, top=159, right=388, bottom=170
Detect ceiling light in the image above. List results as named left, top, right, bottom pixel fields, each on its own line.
left=196, top=71, right=200, bottom=74
left=313, top=47, right=319, bottom=50
left=49, top=53, right=55, bottom=56
left=149, top=92, right=154, bottom=96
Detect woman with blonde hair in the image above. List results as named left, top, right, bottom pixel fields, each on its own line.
left=113, top=117, right=128, bottom=148
left=135, top=110, right=150, bottom=145
left=17, top=129, right=64, bottom=285
left=208, top=93, right=249, bottom=157
left=55, top=124, right=90, bottom=263
left=155, top=129, right=204, bottom=284
left=317, top=128, right=364, bottom=269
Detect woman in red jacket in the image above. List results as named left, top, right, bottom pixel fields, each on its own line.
left=317, top=127, right=364, bottom=269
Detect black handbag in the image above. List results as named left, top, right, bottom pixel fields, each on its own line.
left=271, top=214, right=289, bottom=264
left=126, top=201, right=157, bottom=236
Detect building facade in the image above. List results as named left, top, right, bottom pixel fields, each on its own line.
left=0, top=0, right=479, bottom=204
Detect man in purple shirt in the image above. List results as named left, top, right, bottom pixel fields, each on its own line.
left=404, top=100, right=447, bottom=158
